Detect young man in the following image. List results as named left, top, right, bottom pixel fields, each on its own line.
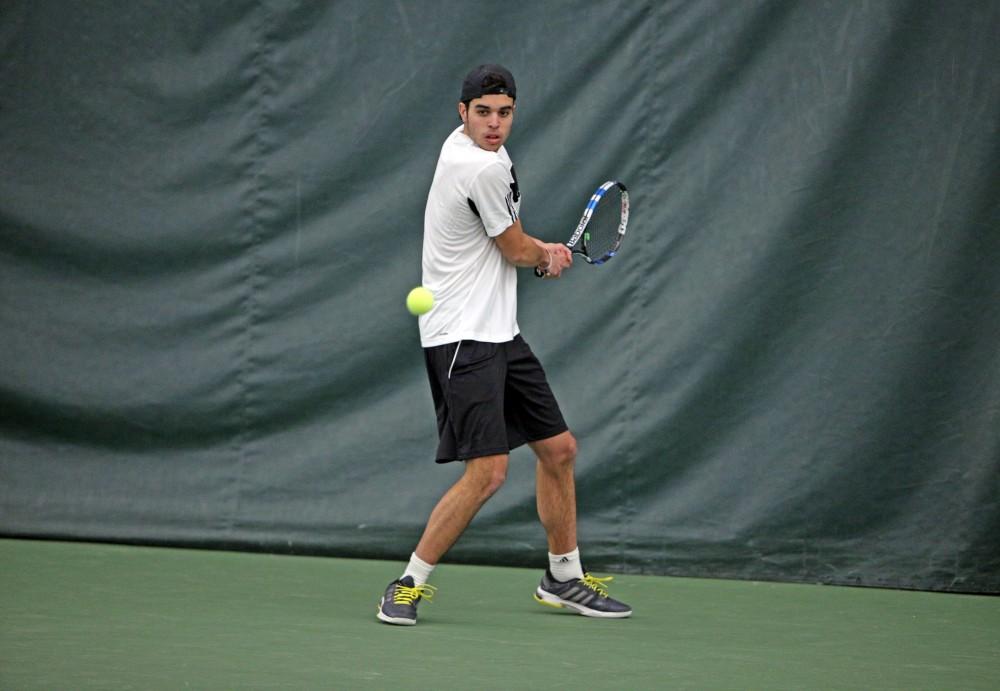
left=376, top=64, right=631, bottom=625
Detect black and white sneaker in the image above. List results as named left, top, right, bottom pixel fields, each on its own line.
left=376, top=575, right=437, bottom=626
left=534, top=570, right=632, bottom=618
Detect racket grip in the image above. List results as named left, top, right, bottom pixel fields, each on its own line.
left=534, top=267, right=547, bottom=278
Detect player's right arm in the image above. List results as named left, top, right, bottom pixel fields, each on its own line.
left=494, top=220, right=572, bottom=277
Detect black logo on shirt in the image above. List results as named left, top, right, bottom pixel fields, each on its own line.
left=509, top=165, right=520, bottom=203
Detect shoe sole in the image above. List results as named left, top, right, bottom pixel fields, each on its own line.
left=533, top=589, right=632, bottom=618
left=376, top=597, right=417, bottom=625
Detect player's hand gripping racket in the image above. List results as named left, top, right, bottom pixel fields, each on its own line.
left=535, top=180, right=630, bottom=277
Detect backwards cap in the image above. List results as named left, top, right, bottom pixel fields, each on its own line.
left=460, top=64, right=516, bottom=102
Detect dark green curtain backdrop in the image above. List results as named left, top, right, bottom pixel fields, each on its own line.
left=2, top=1, right=997, bottom=593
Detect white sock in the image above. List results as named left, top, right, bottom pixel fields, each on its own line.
left=549, top=547, right=584, bottom=582
left=402, top=552, right=435, bottom=586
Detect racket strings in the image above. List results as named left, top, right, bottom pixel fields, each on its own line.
left=581, top=188, right=624, bottom=262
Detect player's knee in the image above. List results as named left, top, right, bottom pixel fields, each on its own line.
left=541, top=434, right=577, bottom=471
left=558, top=436, right=578, bottom=465
left=483, top=467, right=507, bottom=496
left=466, top=456, right=508, bottom=498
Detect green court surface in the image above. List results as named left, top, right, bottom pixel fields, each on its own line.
left=1, top=539, right=997, bottom=690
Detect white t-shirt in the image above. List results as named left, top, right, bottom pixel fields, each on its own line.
left=419, top=126, right=522, bottom=347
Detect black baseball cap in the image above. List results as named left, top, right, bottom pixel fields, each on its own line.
left=460, top=64, right=516, bottom=102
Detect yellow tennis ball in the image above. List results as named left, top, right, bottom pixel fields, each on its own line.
left=406, top=286, right=434, bottom=316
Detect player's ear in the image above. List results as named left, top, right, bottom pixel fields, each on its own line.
left=458, top=101, right=468, bottom=124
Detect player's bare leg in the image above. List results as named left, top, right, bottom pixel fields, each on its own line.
left=378, top=454, right=508, bottom=625
left=530, top=430, right=632, bottom=618
left=414, top=454, right=509, bottom=564
left=530, top=431, right=578, bottom=554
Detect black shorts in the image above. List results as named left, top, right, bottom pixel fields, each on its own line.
left=424, top=334, right=568, bottom=463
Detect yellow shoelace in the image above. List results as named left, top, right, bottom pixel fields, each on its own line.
left=581, top=573, right=614, bottom=597
left=393, top=582, right=437, bottom=605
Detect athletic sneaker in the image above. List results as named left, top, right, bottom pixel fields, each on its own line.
left=533, top=570, right=632, bottom=618
left=376, top=575, right=437, bottom=625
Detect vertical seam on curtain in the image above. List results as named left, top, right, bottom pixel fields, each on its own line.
left=229, top=0, right=275, bottom=538
left=615, top=0, right=660, bottom=573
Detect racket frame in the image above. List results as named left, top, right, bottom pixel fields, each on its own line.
left=535, top=180, right=630, bottom=277
left=565, top=180, right=629, bottom=265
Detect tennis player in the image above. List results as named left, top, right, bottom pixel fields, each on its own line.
left=377, top=64, right=631, bottom=625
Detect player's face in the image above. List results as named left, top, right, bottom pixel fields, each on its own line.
left=459, top=94, right=515, bottom=152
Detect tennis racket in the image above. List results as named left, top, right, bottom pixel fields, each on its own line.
left=535, top=180, right=630, bottom=277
